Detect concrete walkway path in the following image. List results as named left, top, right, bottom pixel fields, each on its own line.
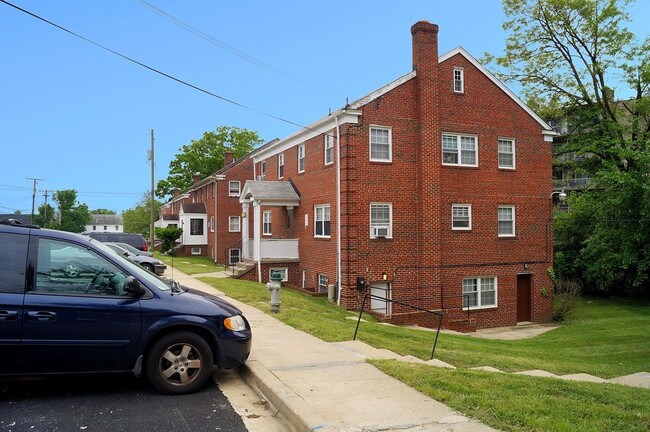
left=164, top=269, right=650, bottom=431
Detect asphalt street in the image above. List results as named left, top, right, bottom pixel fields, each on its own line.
left=0, top=373, right=248, bottom=432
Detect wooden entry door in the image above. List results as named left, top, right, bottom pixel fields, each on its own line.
left=517, top=274, right=532, bottom=322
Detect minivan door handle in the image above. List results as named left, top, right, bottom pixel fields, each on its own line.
left=0, top=310, right=19, bottom=321
left=27, top=311, right=57, bottom=322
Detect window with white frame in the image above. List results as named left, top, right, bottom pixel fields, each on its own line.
left=370, top=126, right=392, bottom=162
left=442, top=133, right=477, bottom=166
left=278, top=153, right=284, bottom=178
left=453, top=67, right=464, bottom=93
left=498, top=206, right=515, bottom=237
left=229, top=248, right=241, bottom=265
left=191, top=247, right=201, bottom=255
left=190, top=219, right=203, bottom=235
left=298, top=144, right=305, bottom=173
left=229, top=216, right=241, bottom=232
left=498, top=138, right=515, bottom=169
left=269, top=267, right=288, bottom=282
left=318, top=274, right=328, bottom=293
left=324, top=134, right=334, bottom=165
left=314, top=205, right=331, bottom=237
left=452, top=204, right=472, bottom=230
left=259, top=161, right=266, bottom=180
left=370, top=203, right=392, bottom=238
left=210, top=216, right=215, bottom=232
left=263, top=211, right=272, bottom=235
left=229, top=181, right=241, bottom=197
left=462, top=277, right=497, bottom=308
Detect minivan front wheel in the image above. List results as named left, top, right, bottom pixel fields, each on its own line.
left=146, top=332, right=214, bottom=394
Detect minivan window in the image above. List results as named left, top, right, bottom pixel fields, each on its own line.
left=34, top=239, right=130, bottom=296
left=0, top=233, right=28, bottom=293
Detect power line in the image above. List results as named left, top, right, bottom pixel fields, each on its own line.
left=136, top=0, right=314, bottom=88
left=0, top=0, right=308, bottom=130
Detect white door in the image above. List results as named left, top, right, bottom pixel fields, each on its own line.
left=370, top=282, right=391, bottom=315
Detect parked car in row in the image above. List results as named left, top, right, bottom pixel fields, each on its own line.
left=114, top=241, right=153, bottom=257
left=104, top=242, right=166, bottom=275
left=0, top=219, right=252, bottom=394
left=84, top=232, right=148, bottom=251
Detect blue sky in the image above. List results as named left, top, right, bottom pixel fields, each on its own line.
left=1, top=0, right=648, bottom=215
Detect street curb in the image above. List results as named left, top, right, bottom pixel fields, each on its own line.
left=239, top=360, right=335, bottom=432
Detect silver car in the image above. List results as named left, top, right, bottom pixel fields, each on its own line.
left=105, top=242, right=166, bottom=275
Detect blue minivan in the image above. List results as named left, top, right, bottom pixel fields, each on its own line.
left=0, top=220, right=252, bottom=394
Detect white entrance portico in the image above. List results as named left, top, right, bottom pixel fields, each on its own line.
left=239, top=181, right=301, bottom=282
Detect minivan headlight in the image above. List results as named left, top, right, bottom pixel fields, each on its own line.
left=224, top=315, right=246, bottom=331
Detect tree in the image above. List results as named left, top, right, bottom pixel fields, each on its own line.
left=51, top=190, right=91, bottom=233
left=488, top=0, right=650, bottom=296
left=33, top=203, right=56, bottom=228
left=91, top=208, right=116, bottom=215
left=155, top=226, right=183, bottom=254
left=155, top=126, right=263, bottom=199
left=123, top=192, right=162, bottom=238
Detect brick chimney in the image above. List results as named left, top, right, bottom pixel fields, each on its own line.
left=224, top=151, right=234, bottom=167
left=411, top=21, right=442, bottom=302
left=192, top=172, right=201, bottom=184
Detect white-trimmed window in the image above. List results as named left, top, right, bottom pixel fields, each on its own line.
left=263, top=211, right=272, bottom=235
left=190, top=219, right=203, bottom=235
left=278, top=153, right=284, bottom=178
left=453, top=67, right=464, bottom=93
left=452, top=204, right=471, bottom=230
left=498, top=138, right=515, bottom=169
left=324, top=134, right=334, bottom=165
left=370, top=126, right=392, bottom=162
left=318, top=274, right=328, bottom=293
left=498, top=206, right=515, bottom=237
left=269, top=267, right=288, bottom=282
left=229, top=216, right=241, bottom=232
left=314, top=205, right=331, bottom=238
left=259, top=161, right=266, bottom=180
left=191, top=247, right=201, bottom=255
left=298, top=144, right=305, bottom=173
left=442, top=133, right=477, bottom=166
left=210, top=216, right=215, bottom=232
left=370, top=203, right=392, bottom=238
left=229, top=181, right=241, bottom=197
left=463, top=277, right=497, bottom=308
left=229, top=248, right=241, bottom=265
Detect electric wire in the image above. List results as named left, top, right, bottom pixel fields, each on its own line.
left=135, top=0, right=314, bottom=88
left=0, top=0, right=309, bottom=131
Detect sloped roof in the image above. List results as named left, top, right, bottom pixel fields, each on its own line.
left=240, top=181, right=300, bottom=206
left=181, top=203, right=207, bottom=214
left=162, top=214, right=179, bottom=221
left=90, top=214, right=123, bottom=225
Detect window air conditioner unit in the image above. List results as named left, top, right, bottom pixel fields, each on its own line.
left=372, top=226, right=390, bottom=238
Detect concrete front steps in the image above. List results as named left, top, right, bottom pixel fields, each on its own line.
left=333, top=340, right=650, bottom=390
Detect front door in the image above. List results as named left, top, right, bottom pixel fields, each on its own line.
left=21, top=238, right=142, bottom=374
left=517, top=274, right=532, bottom=322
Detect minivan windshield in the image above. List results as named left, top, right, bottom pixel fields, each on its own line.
left=92, top=239, right=171, bottom=291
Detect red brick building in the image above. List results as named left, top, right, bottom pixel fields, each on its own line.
left=159, top=21, right=556, bottom=329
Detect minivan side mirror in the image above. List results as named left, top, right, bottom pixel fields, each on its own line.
left=124, top=276, right=146, bottom=297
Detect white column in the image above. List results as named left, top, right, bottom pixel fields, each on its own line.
left=253, top=200, right=262, bottom=282
left=241, top=203, right=250, bottom=259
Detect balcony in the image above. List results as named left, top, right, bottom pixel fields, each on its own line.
left=553, top=177, right=592, bottom=191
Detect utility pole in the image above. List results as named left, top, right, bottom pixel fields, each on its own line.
left=26, top=177, right=44, bottom=224
left=149, top=129, right=155, bottom=250
left=41, top=189, right=49, bottom=227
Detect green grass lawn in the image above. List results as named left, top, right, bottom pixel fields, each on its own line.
left=155, top=253, right=225, bottom=275
left=197, top=276, right=650, bottom=432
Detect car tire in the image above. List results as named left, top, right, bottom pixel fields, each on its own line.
left=142, top=263, right=154, bottom=272
left=146, top=332, right=214, bottom=395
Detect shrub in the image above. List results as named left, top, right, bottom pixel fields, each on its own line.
left=552, top=274, right=582, bottom=322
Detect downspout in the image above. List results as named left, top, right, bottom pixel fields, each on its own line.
left=335, top=114, right=342, bottom=305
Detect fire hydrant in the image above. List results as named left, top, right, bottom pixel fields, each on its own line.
left=266, top=270, right=283, bottom=313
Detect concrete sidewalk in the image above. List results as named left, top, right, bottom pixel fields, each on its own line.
left=167, top=270, right=497, bottom=432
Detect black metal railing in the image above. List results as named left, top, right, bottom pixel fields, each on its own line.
left=353, top=287, right=444, bottom=360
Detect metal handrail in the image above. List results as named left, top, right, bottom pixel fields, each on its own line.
left=353, top=290, right=444, bottom=360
